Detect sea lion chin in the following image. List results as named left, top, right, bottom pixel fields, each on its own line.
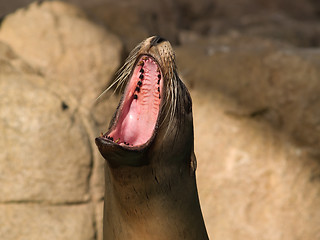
left=95, top=36, right=209, bottom=240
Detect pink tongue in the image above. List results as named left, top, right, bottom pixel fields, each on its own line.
left=108, top=57, right=162, bottom=146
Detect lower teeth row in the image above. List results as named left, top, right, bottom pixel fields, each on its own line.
left=105, top=135, right=130, bottom=146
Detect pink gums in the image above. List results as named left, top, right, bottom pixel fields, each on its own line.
left=108, top=56, right=163, bottom=146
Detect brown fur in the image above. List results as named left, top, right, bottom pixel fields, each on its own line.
left=96, top=36, right=209, bottom=240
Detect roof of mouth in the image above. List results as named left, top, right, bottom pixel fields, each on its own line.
left=105, top=55, right=163, bottom=147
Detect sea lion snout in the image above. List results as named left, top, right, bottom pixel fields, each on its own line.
left=150, top=36, right=167, bottom=47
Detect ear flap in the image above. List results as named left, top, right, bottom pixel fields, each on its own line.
left=190, top=152, right=197, bottom=176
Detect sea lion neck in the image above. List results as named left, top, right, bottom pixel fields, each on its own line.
left=103, top=151, right=208, bottom=240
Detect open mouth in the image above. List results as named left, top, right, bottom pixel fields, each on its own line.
left=101, top=55, right=163, bottom=147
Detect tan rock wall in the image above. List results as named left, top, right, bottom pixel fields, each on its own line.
left=0, top=1, right=319, bottom=240
left=0, top=204, right=95, bottom=240
left=0, top=2, right=122, bottom=239
left=192, top=91, right=320, bottom=240
left=176, top=37, right=320, bottom=239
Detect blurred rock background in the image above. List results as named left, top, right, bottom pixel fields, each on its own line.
left=0, top=1, right=319, bottom=240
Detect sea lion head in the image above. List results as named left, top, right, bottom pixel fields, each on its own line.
left=95, top=36, right=194, bottom=170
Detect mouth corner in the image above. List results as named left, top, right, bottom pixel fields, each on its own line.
left=96, top=129, right=156, bottom=151
left=95, top=136, right=150, bottom=166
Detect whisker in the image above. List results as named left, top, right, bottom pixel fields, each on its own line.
left=95, top=41, right=143, bottom=101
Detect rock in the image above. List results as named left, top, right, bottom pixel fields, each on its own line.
left=1, top=0, right=320, bottom=48
left=176, top=35, right=320, bottom=151
left=95, top=201, right=104, bottom=240
left=86, top=0, right=180, bottom=51
left=192, top=90, right=320, bottom=240
left=0, top=0, right=123, bottom=204
left=0, top=0, right=122, bottom=110
left=0, top=40, right=38, bottom=76
left=88, top=94, right=120, bottom=202
left=193, top=13, right=320, bottom=47
left=0, top=0, right=33, bottom=17
left=0, top=45, right=92, bottom=203
left=1, top=0, right=320, bottom=239
left=82, top=0, right=320, bottom=48
left=0, top=1, right=123, bottom=239
left=175, top=36, right=320, bottom=239
left=0, top=203, right=95, bottom=240
left=86, top=1, right=150, bottom=51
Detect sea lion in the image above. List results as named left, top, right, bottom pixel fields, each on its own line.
left=95, top=36, right=209, bottom=240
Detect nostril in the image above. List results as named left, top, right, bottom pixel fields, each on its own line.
left=150, top=36, right=166, bottom=47
left=156, top=36, right=166, bottom=44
